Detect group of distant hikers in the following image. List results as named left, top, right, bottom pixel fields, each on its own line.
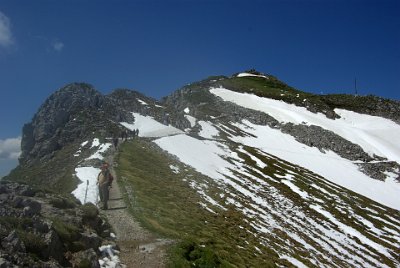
left=97, top=128, right=140, bottom=210
left=112, top=128, right=139, bottom=149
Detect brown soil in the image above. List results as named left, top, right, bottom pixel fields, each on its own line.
left=101, top=148, right=173, bottom=268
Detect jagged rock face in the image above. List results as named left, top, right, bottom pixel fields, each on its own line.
left=20, top=83, right=133, bottom=164
left=0, top=181, right=113, bottom=267
left=109, top=89, right=191, bottom=130
left=21, top=83, right=99, bottom=162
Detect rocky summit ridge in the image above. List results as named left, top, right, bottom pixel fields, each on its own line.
left=2, top=70, right=400, bottom=267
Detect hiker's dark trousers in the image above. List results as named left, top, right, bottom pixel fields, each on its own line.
left=99, top=183, right=109, bottom=209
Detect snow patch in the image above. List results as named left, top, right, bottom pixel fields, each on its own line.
left=198, top=121, right=219, bottom=139
left=87, top=143, right=112, bottom=160
left=91, top=138, right=100, bottom=148
left=210, top=87, right=400, bottom=163
left=281, top=180, right=310, bottom=200
left=280, top=255, right=308, bottom=268
left=310, top=204, right=391, bottom=258
left=237, top=72, right=268, bottom=79
left=155, top=134, right=230, bottom=181
left=184, top=107, right=190, bottom=113
left=72, top=167, right=100, bottom=204
left=185, top=115, right=197, bottom=127
left=229, top=120, right=400, bottom=210
left=121, top=112, right=183, bottom=138
left=99, top=244, right=121, bottom=268
left=137, top=99, right=148, bottom=105
left=169, top=165, right=180, bottom=174
left=74, top=140, right=90, bottom=157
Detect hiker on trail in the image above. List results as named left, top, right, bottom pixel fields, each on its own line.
left=113, top=136, right=119, bottom=149
left=97, top=162, right=114, bottom=210
left=121, top=129, right=128, bottom=141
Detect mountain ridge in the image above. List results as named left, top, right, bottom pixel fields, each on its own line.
left=3, top=71, right=400, bottom=267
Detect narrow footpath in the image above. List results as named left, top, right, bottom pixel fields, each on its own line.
left=101, top=149, right=173, bottom=268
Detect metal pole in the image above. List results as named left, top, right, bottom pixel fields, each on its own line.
left=355, top=78, right=358, bottom=96
left=84, top=180, right=89, bottom=203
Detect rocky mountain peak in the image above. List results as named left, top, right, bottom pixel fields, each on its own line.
left=19, top=83, right=132, bottom=164
left=32, top=83, right=102, bottom=122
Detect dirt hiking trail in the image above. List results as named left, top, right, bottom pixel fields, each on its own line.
left=101, top=150, right=173, bottom=268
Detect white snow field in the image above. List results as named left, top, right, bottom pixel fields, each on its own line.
left=209, top=87, right=400, bottom=210
left=72, top=166, right=100, bottom=204
left=230, top=120, right=400, bottom=211
left=155, top=134, right=232, bottom=181
left=210, top=87, right=400, bottom=163
left=121, top=112, right=183, bottom=138
left=236, top=72, right=269, bottom=79
left=72, top=138, right=112, bottom=205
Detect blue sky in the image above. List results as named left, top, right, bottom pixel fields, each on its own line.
left=0, top=0, right=399, bottom=176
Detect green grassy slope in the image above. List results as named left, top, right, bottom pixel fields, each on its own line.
left=115, top=139, right=284, bottom=268
left=115, top=135, right=400, bottom=268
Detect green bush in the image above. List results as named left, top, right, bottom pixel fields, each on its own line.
left=171, top=239, right=221, bottom=268
left=17, top=230, right=46, bottom=258
left=50, top=196, right=77, bottom=209
left=81, top=203, right=99, bottom=220
left=51, top=218, right=80, bottom=244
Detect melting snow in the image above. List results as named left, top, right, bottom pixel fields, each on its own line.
left=280, top=256, right=308, bottom=268
left=137, top=99, right=148, bottom=105
left=99, top=244, right=121, bottom=268
left=72, top=167, right=100, bottom=204
left=121, top=112, right=183, bottom=138
left=155, top=134, right=230, bottom=181
left=310, top=204, right=391, bottom=258
left=237, top=72, right=268, bottom=79
left=150, top=105, right=400, bottom=267
left=169, top=165, right=180, bottom=174
left=198, top=121, right=219, bottom=139
left=74, top=140, right=90, bottom=156
left=87, top=143, right=112, bottom=160
left=91, top=138, right=101, bottom=148
left=185, top=115, right=197, bottom=127
left=229, top=120, right=400, bottom=210
left=281, top=180, right=310, bottom=200
left=72, top=138, right=112, bottom=204
left=114, top=87, right=400, bottom=267
left=184, top=107, right=190, bottom=113
left=209, top=87, right=400, bottom=210
left=210, top=87, right=400, bottom=163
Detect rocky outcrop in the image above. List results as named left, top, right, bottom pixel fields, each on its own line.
left=322, top=94, right=400, bottom=124
left=109, top=89, right=191, bottom=130
left=19, top=83, right=134, bottom=164
left=280, top=123, right=374, bottom=162
left=0, top=181, right=115, bottom=267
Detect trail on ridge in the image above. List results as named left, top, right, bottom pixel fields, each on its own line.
left=102, top=150, right=173, bottom=268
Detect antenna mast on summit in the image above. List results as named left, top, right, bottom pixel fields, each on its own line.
left=354, top=77, right=358, bottom=96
